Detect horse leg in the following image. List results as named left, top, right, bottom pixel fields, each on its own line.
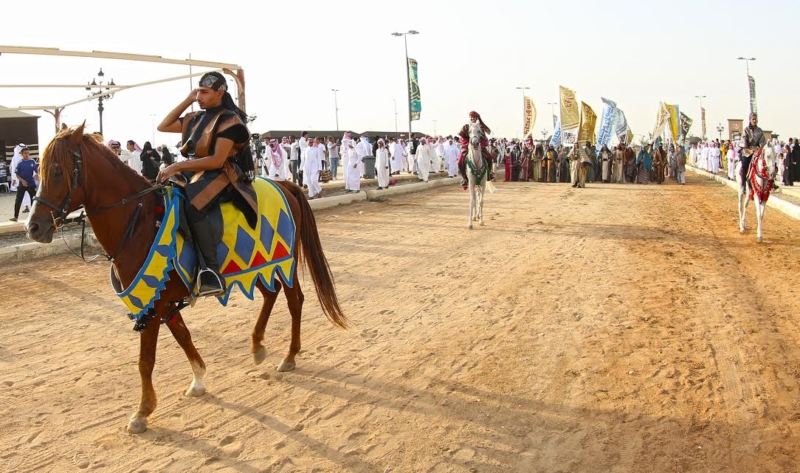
left=277, top=273, right=304, bottom=372
left=478, top=185, right=485, bottom=226
left=738, top=187, right=747, bottom=233
left=468, top=182, right=474, bottom=229
left=127, top=316, right=161, bottom=434
left=756, top=195, right=764, bottom=243
left=252, top=279, right=282, bottom=365
left=165, top=311, right=207, bottom=397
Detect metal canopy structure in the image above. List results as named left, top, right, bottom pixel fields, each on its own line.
left=0, top=46, right=246, bottom=132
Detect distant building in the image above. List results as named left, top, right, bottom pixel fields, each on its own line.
left=0, top=107, right=40, bottom=187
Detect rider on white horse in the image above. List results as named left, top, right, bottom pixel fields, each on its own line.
left=740, top=112, right=767, bottom=192
left=458, top=111, right=494, bottom=187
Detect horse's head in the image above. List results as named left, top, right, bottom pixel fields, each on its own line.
left=26, top=124, right=89, bottom=243
left=469, top=122, right=482, bottom=148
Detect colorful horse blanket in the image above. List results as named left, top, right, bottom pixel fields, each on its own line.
left=113, top=177, right=297, bottom=326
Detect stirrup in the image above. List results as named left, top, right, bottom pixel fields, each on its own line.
left=196, top=268, right=226, bottom=297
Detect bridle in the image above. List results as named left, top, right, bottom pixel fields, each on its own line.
left=33, top=145, right=83, bottom=227
left=34, top=143, right=165, bottom=262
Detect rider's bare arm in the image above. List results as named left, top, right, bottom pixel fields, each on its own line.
left=158, top=89, right=198, bottom=133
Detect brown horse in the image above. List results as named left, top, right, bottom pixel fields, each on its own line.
left=25, top=124, right=348, bottom=433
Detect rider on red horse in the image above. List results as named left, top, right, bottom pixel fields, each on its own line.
left=458, top=111, right=494, bottom=186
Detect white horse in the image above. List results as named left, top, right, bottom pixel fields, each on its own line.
left=466, top=122, right=486, bottom=229
left=736, top=146, right=777, bottom=243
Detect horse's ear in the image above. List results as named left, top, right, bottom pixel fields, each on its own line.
left=69, top=121, right=86, bottom=148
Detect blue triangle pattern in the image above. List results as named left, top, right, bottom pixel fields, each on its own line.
left=216, top=241, right=229, bottom=269
left=234, top=225, right=256, bottom=264
left=277, top=210, right=294, bottom=249
left=129, top=294, right=144, bottom=310
left=142, top=275, right=160, bottom=288
left=260, top=215, right=275, bottom=255
left=178, top=244, right=196, bottom=276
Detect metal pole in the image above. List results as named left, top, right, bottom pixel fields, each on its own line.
left=189, top=52, right=194, bottom=112
left=98, top=95, right=104, bottom=136
left=404, top=34, right=412, bottom=139
left=394, top=99, right=398, bottom=133
left=332, top=89, right=339, bottom=131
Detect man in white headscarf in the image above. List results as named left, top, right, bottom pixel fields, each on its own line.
left=342, top=132, right=362, bottom=192
left=390, top=138, right=404, bottom=175
left=416, top=138, right=435, bottom=182
left=444, top=138, right=460, bottom=177
left=434, top=136, right=445, bottom=172
left=375, top=139, right=391, bottom=189
left=302, top=137, right=324, bottom=198
left=356, top=136, right=371, bottom=178
left=266, top=138, right=288, bottom=180
left=9, top=144, right=31, bottom=213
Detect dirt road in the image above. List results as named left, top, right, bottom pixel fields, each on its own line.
left=2, top=175, right=800, bottom=472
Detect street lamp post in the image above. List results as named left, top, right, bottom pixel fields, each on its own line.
left=737, top=56, right=756, bottom=77
left=547, top=102, right=557, bottom=129
left=433, top=119, right=437, bottom=137
left=716, top=123, right=724, bottom=141
left=391, top=30, right=420, bottom=140
left=85, top=68, right=115, bottom=136
left=331, top=89, right=340, bottom=131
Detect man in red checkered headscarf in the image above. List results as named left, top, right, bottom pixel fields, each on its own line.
left=458, top=111, right=494, bottom=185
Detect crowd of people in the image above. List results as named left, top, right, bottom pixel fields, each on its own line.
left=256, top=132, right=466, bottom=196
left=491, top=138, right=688, bottom=187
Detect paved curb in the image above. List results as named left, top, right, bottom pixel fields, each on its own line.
left=686, top=165, right=800, bottom=220
left=0, top=233, right=101, bottom=264
left=1, top=176, right=460, bottom=264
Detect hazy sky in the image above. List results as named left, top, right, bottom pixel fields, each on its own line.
left=2, top=0, right=798, bottom=148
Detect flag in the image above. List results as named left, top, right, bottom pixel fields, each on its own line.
left=614, top=108, right=629, bottom=144
left=578, top=102, right=597, bottom=144
left=559, top=86, right=580, bottom=130
left=552, top=114, right=558, bottom=130
left=665, top=104, right=680, bottom=142
left=701, top=107, right=706, bottom=138
left=523, top=96, right=537, bottom=139
left=596, top=98, right=617, bottom=155
left=550, top=120, right=562, bottom=148
left=407, top=58, right=421, bottom=121
left=652, top=102, right=670, bottom=141
left=679, top=112, right=693, bottom=138
left=748, top=75, right=757, bottom=115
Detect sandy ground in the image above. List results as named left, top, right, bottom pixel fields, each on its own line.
left=2, top=174, right=800, bottom=473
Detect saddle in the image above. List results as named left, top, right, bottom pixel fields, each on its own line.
left=112, top=177, right=298, bottom=326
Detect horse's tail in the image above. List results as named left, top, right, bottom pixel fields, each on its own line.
left=279, top=181, right=349, bottom=329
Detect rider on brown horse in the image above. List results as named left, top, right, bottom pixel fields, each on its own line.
left=156, top=72, right=257, bottom=297
left=458, top=111, right=494, bottom=186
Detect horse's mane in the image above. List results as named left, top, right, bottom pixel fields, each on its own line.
left=40, top=128, right=148, bottom=189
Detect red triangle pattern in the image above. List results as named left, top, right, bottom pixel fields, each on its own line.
left=251, top=251, right=268, bottom=268
left=272, top=241, right=289, bottom=261
left=222, top=260, right=243, bottom=274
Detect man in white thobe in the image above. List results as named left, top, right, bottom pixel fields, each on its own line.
left=343, top=138, right=362, bottom=192
left=303, top=138, right=323, bottom=198
left=390, top=138, right=404, bottom=175
left=444, top=139, right=460, bottom=177
left=434, top=137, right=445, bottom=172
left=267, top=139, right=288, bottom=180
left=375, top=139, right=391, bottom=189
left=356, top=136, right=371, bottom=177
left=727, top=145, right=739, bottom=181
left=709, top=142, right=721, bottom=174
left=125, top=141, right=143, bottom=175
left=9, top=144, right=31, bottom=212
left=416, top=138, right=435, bottom=182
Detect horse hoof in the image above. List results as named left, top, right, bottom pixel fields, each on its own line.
left=468, top=225, right=473, bottom=230
left=127, top=416, right=148, bottom=434
left=252, top=346, right=267, bottom=366
left=480, top=221, right=484, bottom=226
left=757, top=237, right=763, bottom=243
left=185, top=381, right=206, bottom=397
left=277, top=360, right=296, bottom=372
